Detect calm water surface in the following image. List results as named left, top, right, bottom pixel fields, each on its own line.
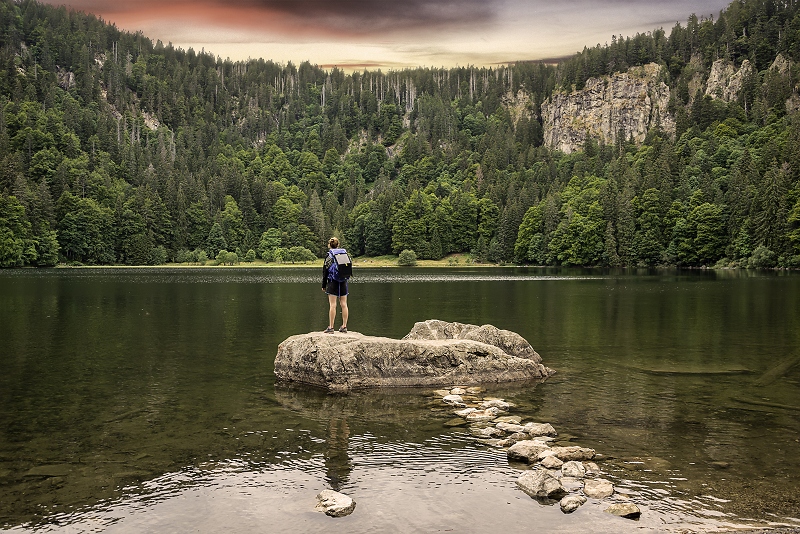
left=1, top=267, right=799, bottom=533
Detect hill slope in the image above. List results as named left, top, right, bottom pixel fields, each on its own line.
left=0, top=0, right=799, bottom=268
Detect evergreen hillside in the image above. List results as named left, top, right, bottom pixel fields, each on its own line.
left=1, top=0, right=799, bottom=267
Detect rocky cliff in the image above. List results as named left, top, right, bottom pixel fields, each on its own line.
left=704, top=58, right=755, bottom=102
left=542, top=63, right=675, bottom=154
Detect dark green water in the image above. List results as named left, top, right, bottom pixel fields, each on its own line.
left=1, top=267, right=798, bottom=533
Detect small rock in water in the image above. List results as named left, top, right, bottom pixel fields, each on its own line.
left=465, top=386, right=486, bottom=395
left=454, top=407, right=477, bottom=417
left=604, top=502, right=641, bottom=519
left=433, top=389, right=451, bottom=397
left=472, top=426, right=506, bottom=438
left=315, top=490, right=356, bottom=517
left=551, top=446, right=595, bottom=461
left=559, top=476, right=584, bottom=492
left=24, top=465, right=72, bottom=478
left=450, top=387, right=467, bottom=395
left=710, top=461, right=730, bottom=469
left=481, top=399, right=511, bottom=411
left=537, top=448, right=557, bottom=460
left=496, top=422, right=526, bottom=434
left=583, top=478, right=614, bottom=498
left=507, top=440, right=551, bottom=463
left=502, top=432, right=529, bottom=446
left=561, top=461, right=586, bottom=478
left=494, top=415, right=522, bottom=425
left=560, top=494, right=587, bottom=513
left=516, top=470, right=567, bottom=499
left=466, top=407, right=501, bottom=422
left=583, top=462, right=601, bottom=476
left=525, top=422, right=558, bottom=437
left=443, top=394, right=465, bottom=406
left=443, top=417, right=468, bottom=427
left=541, top=455, right=564, bottom=469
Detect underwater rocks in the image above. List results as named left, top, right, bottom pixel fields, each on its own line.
left=275, top=320, right=554, bottom=391
left=431, top=386, right=641, bottom=519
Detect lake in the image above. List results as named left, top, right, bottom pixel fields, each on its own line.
left=1, top=267, right=799, bottom=533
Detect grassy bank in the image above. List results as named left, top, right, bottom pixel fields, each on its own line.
left=58, top=253, right=502, bottom=268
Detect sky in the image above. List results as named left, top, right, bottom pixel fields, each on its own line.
left=41, top=0, right=733, bottom=70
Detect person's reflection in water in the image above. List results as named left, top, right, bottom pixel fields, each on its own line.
left=323, top=415, right=352, bottom=491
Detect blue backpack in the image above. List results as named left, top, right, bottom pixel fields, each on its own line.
left=327, top=248, right=352, bottom=282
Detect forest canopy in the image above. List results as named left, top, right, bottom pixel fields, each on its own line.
left=1, top=0, right=800, bottom=268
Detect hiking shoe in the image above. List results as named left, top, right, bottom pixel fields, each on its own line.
left=324, top=327, right=335, bottom=334
left=338, top=326, right=348, bottom=333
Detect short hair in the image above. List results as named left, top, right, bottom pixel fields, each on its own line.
left=328, top=237, right=340, bottom=248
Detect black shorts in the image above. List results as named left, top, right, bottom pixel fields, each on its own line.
left=326, top=280, right=348, bottom=296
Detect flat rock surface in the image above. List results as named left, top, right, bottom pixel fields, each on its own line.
left=275, top=320, right=554, bottom=391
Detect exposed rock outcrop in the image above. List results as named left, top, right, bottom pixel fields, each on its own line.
left=542, top=63, right=674, bottom=154
left=274, top=320, right=554, bottom=391
left=705, top=59, right=755, bottom=102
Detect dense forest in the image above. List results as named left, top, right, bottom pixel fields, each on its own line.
left=1, top=0, right=799, bottom=268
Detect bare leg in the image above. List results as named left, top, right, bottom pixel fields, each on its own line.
left=328, top=294, right=337, bottom=329
left=339, top=295, right=348, bottom=328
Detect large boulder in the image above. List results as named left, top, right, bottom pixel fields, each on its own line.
left=275, top=321, right=554, bottom=391
left=403, top=320, right=543, bottom=362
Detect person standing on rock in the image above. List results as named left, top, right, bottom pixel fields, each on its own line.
left=322, top=237, right=351, bottom=333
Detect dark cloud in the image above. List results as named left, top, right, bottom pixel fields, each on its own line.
left=50, top=0, right=498, bottom=37
left=244, top=0, right=495, bottom=32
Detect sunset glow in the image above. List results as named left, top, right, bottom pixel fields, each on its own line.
left=41, top=0, right=731, bottom=70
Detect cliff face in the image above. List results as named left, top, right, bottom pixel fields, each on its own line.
left=705, top=58, right=755, bottom=101
left=542, top=63, right=675, bottom=154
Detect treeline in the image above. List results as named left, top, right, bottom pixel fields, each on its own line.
left=0, top=0, right=798, bottom=268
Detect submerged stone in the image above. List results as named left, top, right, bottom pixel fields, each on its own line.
left=24, top=465, right=72, bottom=478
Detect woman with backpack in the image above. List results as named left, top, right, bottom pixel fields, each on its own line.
left=322, top=237, right=351, bottom=333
